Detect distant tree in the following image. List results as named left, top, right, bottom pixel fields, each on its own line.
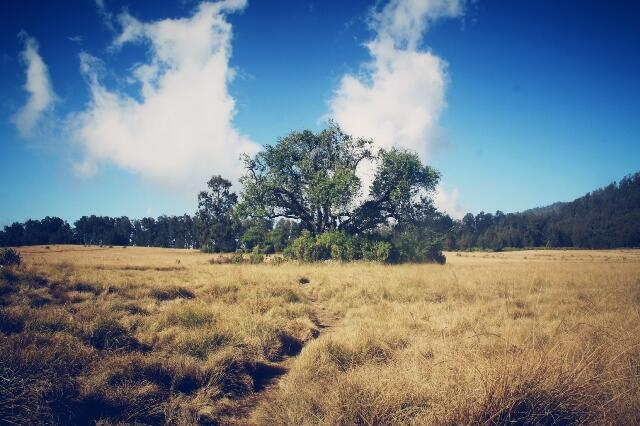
left=113, top=217, right=133, bottom=246
left=2, top=223, right=25, bottom=246
left=239, top=218, right=273, bottom=252
left=196, top=175, right=239, bottom=252
left=139, top=217, right=157, bottom=247
left=270, top=219, right=302, bottom=251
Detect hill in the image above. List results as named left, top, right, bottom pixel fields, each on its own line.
left=450, top=172, right=640, bottom=250
left=522, top=201, right=568, bottom=216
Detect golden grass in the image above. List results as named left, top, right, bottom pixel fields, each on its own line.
left=1, top=245, right=639, bottom=425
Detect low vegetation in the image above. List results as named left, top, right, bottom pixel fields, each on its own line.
left=1, top=246, right=639, bottom=425
left=0, top=247, right=21, bottom=267
left=0, top=246, right=317, bottom=424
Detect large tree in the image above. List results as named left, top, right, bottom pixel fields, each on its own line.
left=239, top=123, right=441, bottom=235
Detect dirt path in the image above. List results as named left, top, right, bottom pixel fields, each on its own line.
left=223, top=285, right=340, bottom=425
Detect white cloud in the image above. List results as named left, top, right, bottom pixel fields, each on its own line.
left=94, top=0, right=114, bottom=30
left=12, top=33, right=56, bottom=137
left=329, top=0, right=465, bottom=213
left=370, top=0, right=464, bottom=49
left=69, top=0, right=258, bottom=192
left=433, top=184, right=465, bottom=219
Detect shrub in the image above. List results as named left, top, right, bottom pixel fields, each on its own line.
left=361, top=239, right=393, bottom=262
left=390, top=226, right=446, bottom=264
left=249, top=246, right=265, bottom=264
left=286, top=231, right=361, bottom=262
left=231, top=251, right=245, bottom=264
left=0, top=248, right=21, bottom=268
left=316, top=231, right=348, bottom=261
left=284, top=230, right=319, bottom=261
left=285, top=231, right=416, bottom=263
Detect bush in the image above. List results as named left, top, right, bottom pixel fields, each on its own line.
left=285, top=231, right=388, bottom=263
left=365, top=241, right=391, bottom=263
left=284, top=230, right=318, bottom=261
left=249, top=246, right=265, bottom=264
left=316, top=231, right=348, bottom=261
left=390, top=226, right=446, bottom=264
left=231, top=251, right=245, bottom=264
left=285, top=229, right=445, bottom=264
left=0, top=248, right=21, bottom=267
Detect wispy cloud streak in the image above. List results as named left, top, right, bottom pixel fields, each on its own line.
left=12, top=33, right=56, bottom=137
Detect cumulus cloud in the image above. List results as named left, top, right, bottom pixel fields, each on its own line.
left=433, top=184, right=465, bottom=219
left=69, top=0, right=258, bottom=191
left=329, top=0, right=465, bottom=215
left=12, top=33, right=56, bottom=137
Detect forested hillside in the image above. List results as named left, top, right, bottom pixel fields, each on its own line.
left=450, top=172, right=640, bottom=250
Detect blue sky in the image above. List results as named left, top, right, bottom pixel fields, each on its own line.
left=1, top=0, right=639, bottom=226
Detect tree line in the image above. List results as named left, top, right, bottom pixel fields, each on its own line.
left=0, top=124, right=448, bottom=262
left=449, top=172, right=640, bottom=250
left=2, top=124, right=638, bottom=257
left=0, top=214, right=303, bottom=252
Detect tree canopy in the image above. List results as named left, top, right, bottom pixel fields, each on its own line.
left=239, top=123, right=441, bottom=235
left=196, top=175, right=239, bottom=252
left=449, top=172, right=640, bottom=250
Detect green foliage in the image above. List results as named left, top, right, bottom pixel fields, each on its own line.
left=284, top=230, right=319, bottom=261
left=239, top=123, right=441, bottom=235
left=231, top=251, right=244, bottom=264
left=0, top=248, right=21, bottom=267
left=362, top=240, right=392, bottom=263
left=249, top=246, right=265, bottom=264
left=450, top=172, right=640, bottom=251
left=239, top=123, right=371, bottom=235
left=0, top=125, right=463, bottom=260
left=196, top=176, right=239, bottom=253
left=284, top=231, right=437, bottom=263
left=240, top=219, right=273, bottom=252
left=390, top=226, right=446, bottom=264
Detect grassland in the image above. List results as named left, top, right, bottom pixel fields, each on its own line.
left=1, top=246, right=639, bottom=425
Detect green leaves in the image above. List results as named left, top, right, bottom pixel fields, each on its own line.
left=240, top=124, right=441, bottom=237
left=196, top=175, right=239, bottom=252
left=240, top=123, right=373, bottom=233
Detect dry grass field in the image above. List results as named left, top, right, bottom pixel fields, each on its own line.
left=1, top=246, right=640, bottom=425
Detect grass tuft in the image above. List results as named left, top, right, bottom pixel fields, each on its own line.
left=149, top=285, right=195, bottom=301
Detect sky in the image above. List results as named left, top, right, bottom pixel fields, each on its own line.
left=1, top=0, right=639, bottom=226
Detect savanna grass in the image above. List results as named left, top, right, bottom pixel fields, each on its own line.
left=1, top=245, right=639, bottom=425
